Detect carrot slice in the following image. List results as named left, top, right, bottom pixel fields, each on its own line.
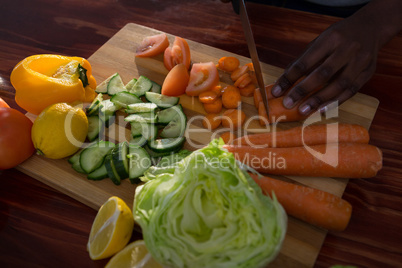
left=249, top=173, right=352, bottom=231
left=202, top=114, right=222, bottom=130
left=220, top=131, right=237, bottom=144
left=230, top=65, right=249, bottom=81
left=199, top=91, right=219, bottom=104
left=217, top=56, right=240, bottom=72
left=221, top=109, right=246, bottom=129
left=234, top=73, right=252, bottom=89
left=245, top=62, right=254, bottom=72
left=224, top=143, right=383, bottom=178
left=203, top=98, right=222, bottom=114
left=222, top=86, right=241, bottom=109
left=233, top=123, right=370, bottom=147
left=239, top=83, right=256, bottom=97
left=211, top=85, right=223, bottom=97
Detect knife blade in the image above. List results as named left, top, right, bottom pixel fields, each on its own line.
left=236, top=0, right=269, bottom=117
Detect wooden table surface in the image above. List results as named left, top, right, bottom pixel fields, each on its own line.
left=1, top=1, right=401, bottom=267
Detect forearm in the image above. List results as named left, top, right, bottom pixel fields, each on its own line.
left=354, top=0, right=402, bottom=46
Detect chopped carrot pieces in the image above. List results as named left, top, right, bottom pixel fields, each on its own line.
left=230, top=65, right=249, bottom=81
left=221, top=109, right=246, bottom=129
left=199, top=91, right=219, bottom=104
left=202, top=114, right=222, bottom=130
left=234, top=73, right=252, bottom=89
left=217, top=56, right=240, bottom=72
left=239, top=83, right=256, bottom=97
left=203, top=98, right=223, bottom=114
left=222, top=86, right=241, bottom=109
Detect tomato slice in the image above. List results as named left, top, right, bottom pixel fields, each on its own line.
left=163, top=36, right=191, bottom=70
left=136, top=33, right=169, bottom=58
left=185, top=62, right=219, bottom=96
left=161, top=63, right=190, bottom=96
left=163, top=47, right=174, bottom=70
left=0, top=97, right=10, bottom=108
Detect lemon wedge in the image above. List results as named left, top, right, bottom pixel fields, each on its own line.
left=105, top=240, right=162, bottom=268
left=87, top=196, right=134, bottom=260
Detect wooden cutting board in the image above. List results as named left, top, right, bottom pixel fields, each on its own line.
left=16, top=23, right=379, bottom=268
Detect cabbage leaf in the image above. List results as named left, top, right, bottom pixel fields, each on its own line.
left=133, top=139, right=287, bottom=268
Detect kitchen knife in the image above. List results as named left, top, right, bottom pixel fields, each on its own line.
left=233, top=0, right=270, bottom=117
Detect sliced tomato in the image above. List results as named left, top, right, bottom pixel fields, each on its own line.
left=163, top=47, right=174, bottom=70
left=185, top=62, right=220, bottom=96
left=161, top=63, right=190, bottom=96
left=136, top=33, right=169, bottom=58
left=163, top=36, right=191, bottom=70
left=0, top=97, right=10, bottom=108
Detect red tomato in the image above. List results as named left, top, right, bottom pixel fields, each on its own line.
left=0, top=107, right=35, bottom=170
left=163, top=36, right=191, bottom=70
left=163, top=47, right=174, bottom=70
left=161, top=64, right=190, bottom=96
left=136, top=33, right=169, bottom=58
left=0, top=97, right=10, bottom=108
left=185, top=62, right=220, bottom=96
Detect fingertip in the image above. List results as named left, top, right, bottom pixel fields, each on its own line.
left=299, top=104, right=311, bottom=115
left=271, top=84, right=282, bottom=97
left=282, top=96, right=294, bottom=109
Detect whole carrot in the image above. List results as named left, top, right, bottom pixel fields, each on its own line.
left=233, top=123, right=370, bottom=147
left=248, top=173, right=352, bottom=231
left=224, top=143, right=382, bottom=178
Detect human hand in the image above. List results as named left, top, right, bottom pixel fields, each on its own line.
left=271, top=0, right=402, bottom=115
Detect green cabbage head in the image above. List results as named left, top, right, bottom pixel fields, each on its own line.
left=133, top=139, right=287, bottom=268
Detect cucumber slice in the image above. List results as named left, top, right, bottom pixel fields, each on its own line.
left=145, top=92, right=179, bottom=108
left=157, top=104, right=183, bottom=124
left=147, top=137, right=186, bottom=154
left=124, top=113, right=157, bottom=124
left=160, top=112, right=187, bottom=138
left=125, top=102, right=158, bottom=114
left=130, top=122, right=143, bottom=137
left=104, top=154, right=121, bottom=185
left=86, top=93, right=103, bottom=116
left=144, top=144, right=172, bottom=158
left=99, top=99, right=118, bottom=127
left=96, top=73, right=116, bottom=93
left=129, top=75, right=152, bottom=97
left=129, top=135, right=147, bottom=147
left=131, top=122, right=158, bottom=140
left=125, top=78, right=137, bottom=91
left=107, top=73, right=126, bottom=96
left=127, top=145, right=152, bottom=179
left=111, top=142, right=129, bottom=179
left=150, top=80, right=162, bottom=94
left=87, top=164, right=108, bottom=180
left=110, top=91, right=142, bottom=109
left=79, top=141, right=115, bottom=173
left=87, top=115, right=104, bottom=142
left=69, top=151, right=86, bottom=174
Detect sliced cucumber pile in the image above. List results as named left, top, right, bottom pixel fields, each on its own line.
left=69, top=73, right=189, bottom=185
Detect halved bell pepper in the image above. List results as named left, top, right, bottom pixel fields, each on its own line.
left=10, top=54, right=97, bottom=115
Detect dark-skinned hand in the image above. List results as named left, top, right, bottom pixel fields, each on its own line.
left=271, top=0, right=402, bottom=115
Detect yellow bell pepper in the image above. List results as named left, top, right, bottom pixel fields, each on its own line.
left=10, top=54, right=97, bottom=115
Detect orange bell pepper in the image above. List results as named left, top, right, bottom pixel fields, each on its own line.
left=10, top=54, right=97, bottom=115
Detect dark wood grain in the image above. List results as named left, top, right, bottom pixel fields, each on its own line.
left=1, top=1, right=401, bottom=267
